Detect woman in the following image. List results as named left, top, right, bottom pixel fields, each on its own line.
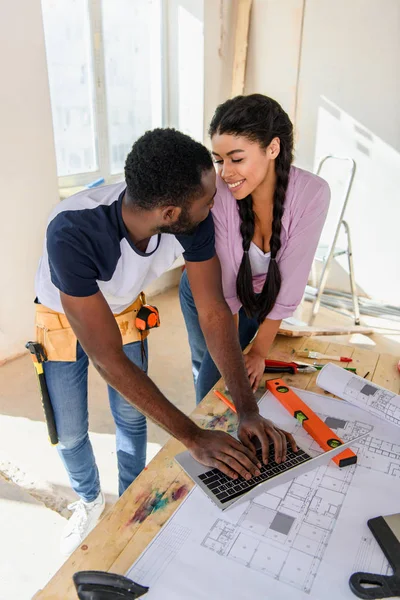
left=180, top=94, right=330, bottom=404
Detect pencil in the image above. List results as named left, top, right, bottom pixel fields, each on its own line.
left=213, top=389, right=237, bottom=413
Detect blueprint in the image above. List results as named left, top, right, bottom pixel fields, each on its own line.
left=127, top=389, right=399, bottom=599
left=317, top=362, right=400, bottom=428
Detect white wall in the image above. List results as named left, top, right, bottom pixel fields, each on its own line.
left=0, top=0, right=59, bottom=362
left=295, top=0, right=400, bottom=303
left=203, top=0, right=237, bottom=144
left=245, top=0, right=304, bottom=123
left=244, top=0, right=400, bottom=304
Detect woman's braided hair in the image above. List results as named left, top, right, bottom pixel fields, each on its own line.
left=209, top=94, right=293, bottom=323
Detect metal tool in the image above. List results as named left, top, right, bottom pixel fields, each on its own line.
left=349, top=513, right=400, bottom=598
left=73, top=571, right=149, bottom=599
left=264, top=359, right=317, bottom=374
left=25, top=341, right=58, bottom=445
left=308, top=155, right=360, bottom=326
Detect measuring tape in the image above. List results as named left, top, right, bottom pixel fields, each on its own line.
left=135, top=304, right=160, bottom=331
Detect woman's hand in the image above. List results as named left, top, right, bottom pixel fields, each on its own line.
left=243, top=318, right=281, bottom=390
left=244, top=350, right=265, bottom=391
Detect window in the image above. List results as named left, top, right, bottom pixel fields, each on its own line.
left=42, top=0, right=205, bottom=188
left=41, top=0, right=164, bottom=187
left=167, top=0, right=204, bottom=142
left=101, top=0, right=163, bottom=174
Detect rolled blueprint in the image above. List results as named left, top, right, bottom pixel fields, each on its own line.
left=316, top=362, right=400, bottom=428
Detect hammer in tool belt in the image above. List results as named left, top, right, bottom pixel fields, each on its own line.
left=26, top=341, right=58, bottom=445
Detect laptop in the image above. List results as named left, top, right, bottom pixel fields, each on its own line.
left=175, top=431, right=367, bottom=511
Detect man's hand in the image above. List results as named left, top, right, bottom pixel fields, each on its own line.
left=60, top=291, right=221, bottom=451
left=237, top=413, right=298, bottom=465
left=243, top=351, right=265, bottom=391
left=187, top=429, right=263, bottom=480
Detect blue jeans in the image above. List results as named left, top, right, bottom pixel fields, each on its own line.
left=44, top=340, right=148, bottom=502
left=179, top=269, right=259, bottom=405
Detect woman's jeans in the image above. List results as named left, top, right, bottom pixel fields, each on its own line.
left=43, top=339, right=148, bottom=502
left=179, top=269, right=259, bottom=405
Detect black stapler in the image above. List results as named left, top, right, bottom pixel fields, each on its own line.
left=73, top=571, right=149, bottom=599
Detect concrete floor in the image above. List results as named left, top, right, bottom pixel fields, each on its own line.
left=0, top=284, right=399, bottom=599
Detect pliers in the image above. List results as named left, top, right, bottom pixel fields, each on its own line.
left=264, top=359, right=317, bottom=374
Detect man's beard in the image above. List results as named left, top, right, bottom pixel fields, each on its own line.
left=157, top=205, right=199, bottom=235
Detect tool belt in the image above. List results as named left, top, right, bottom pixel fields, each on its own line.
left=34, top=293, right=150, bottom=362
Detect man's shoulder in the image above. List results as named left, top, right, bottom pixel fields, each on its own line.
left=46, top=182, right=126, bottom=272
left=44, top=184, right=126, bottom=296
left=48, top=182, right=125, bottom=225
left=47, top=182, right=125, bottom=243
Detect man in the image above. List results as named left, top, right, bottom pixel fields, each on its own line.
left=35, top=128, right=292, bottom=555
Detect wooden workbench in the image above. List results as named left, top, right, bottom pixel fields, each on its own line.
left=34, top=337, right=399, bottom=599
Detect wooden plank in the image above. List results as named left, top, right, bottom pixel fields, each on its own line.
left=300, top=339, right=332, bottom=394
left=371, top=352, right=400, bottom=394
left=306, top=342, right=356, bottom=394
left=298, top=338, right=332, bottom=355
left=350, top=346, right=380, bottom=381
left=325, top=341, right=355, bottom=359
left=269, top=334, right=305, bottom=359
left=33, top=389, right=239, bottom=600
left=267, top=337, right=334, bottom=395
left=261, top=337, right=316, bottom=391
left=231, top=0, right=252, bottom=97
left=278, top=324, right=373, bottom=337
left=33, top=438, right=189, bottom=599
left=110, top=473, right=193, bottom=574
left=35, top=339, right=399, bottom=599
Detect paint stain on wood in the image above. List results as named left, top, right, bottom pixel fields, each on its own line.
left=206, top=409, right=237, bottom=433
left=171, top=485, right=188, bottom=502
left=126, top=484, right=189, bottom=526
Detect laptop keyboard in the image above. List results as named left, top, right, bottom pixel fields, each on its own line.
left=198, top=442, right=312, bottom=504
